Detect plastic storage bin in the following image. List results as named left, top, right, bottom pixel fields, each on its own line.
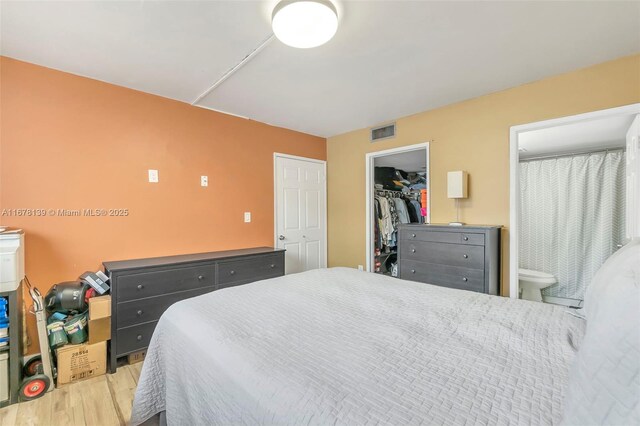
left=0, top=232, right=24, bottom=292
left=0, top=352, right=8, bottom=403
left=0, top=297, right=8, bottom=347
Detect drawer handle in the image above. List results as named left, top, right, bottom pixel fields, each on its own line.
left=230, top=270, right=235, bottom=275
left=137, top=284, right=144, bottom=290
left=137, top=310, right=143, bottom=316
left=411, top=269, right=416, bottom=274
left=463, top=254, right=468, bottom=259
left=411, top=249, right=416, bottom=253
left=463, top=236, right=469, bottom=241
left=198, top=275, right=204, bottom=280
left=136, top=335, right=143, bottom=341
left=270, top=264, right=275, bottom=269
left=462, top=277, right=468, bottom=282
left=411, top=233, right=416, bottom=238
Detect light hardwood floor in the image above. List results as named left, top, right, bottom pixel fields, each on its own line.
left=0, top=363, right=142, bottom=426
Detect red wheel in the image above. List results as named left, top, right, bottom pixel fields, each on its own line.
left=19, top=375, right=50, bottom=401
left=23, top=356, right=43, bottom=377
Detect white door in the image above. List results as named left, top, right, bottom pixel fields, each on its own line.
left=626, top=114, right=640, bottom=239
left=275, top=155, right=327, bottom=274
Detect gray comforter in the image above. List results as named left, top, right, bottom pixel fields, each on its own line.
left=130, top=267, right=584, bottom=425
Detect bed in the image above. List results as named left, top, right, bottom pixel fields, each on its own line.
left=130, top=266, right=592, bottom=425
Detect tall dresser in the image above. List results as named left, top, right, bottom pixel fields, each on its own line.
left=103, top=247, right=284, bottom=373
left=398, top=224, right=501, bottom=295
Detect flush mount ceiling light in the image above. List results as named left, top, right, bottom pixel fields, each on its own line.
left=272, top=0, right=338, bottom=49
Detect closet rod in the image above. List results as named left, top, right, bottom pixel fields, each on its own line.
left=519, top=147, right=624, bottom=162
left=375, top=189, right=419, bottom=198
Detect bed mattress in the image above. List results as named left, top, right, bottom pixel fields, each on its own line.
left=131, top=267, right=584, bottom=425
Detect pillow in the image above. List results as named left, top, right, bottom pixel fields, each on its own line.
left=561, top=238, right=640, bottom=425
left=583, top=238, right=640, bottom=321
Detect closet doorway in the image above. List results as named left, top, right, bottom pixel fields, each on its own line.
left=365, top=143, right=430, bottom=274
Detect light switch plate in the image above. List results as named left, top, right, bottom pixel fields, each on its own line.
left=201, top=176, right=208, bottom=187
left=148, top=169, right=159, bottom=183
left=244, top=212, right=251, bottom=223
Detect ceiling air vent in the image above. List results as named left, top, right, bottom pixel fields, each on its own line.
left=370, top=123, right=396, bottom=142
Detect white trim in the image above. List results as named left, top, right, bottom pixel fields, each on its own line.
left=273, top=153, right=328, bottom=269
left=365, top=142, right=431, bottom=272
left=273, top=152, right=326, bottom=165
left=509, top=103, right=640, bottom=299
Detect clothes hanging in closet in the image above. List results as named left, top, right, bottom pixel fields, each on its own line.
left=409, top=200, right=424, bottom=224
left=376, top=196, right=396, bottom=247
left=374, top=192, right=422, bottom=253
left=393, top=197, right=411, bottom=224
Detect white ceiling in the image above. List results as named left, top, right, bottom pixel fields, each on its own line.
left=519, top=114, right=635, bottom=159
left=2, top=1, right=639, bottom=138
left=375, top=149, right=427, bottom=172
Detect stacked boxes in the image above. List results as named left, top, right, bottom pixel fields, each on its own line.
left=55, top=295, right=111, bottom=385
left=56, top=341, right=107, bottom=385
left=88, top=296, right=111, bottom=344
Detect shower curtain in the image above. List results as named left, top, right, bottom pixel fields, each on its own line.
left=519, top=150, right=626, bottom=300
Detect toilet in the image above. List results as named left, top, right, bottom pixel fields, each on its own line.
left=518, top=268, right=557, bottom=302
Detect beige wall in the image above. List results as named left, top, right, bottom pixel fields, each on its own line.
left=327, top=54, right=640, bottom=296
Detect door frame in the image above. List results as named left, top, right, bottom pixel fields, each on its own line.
left=509, top=103, right=640, bottom=299
left=365, top=142, right=431, bottom=272
left=273, top=153, right=328, bottom=269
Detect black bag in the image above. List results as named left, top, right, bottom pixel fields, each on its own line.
left=375, top=167, right=403, bottom=190
left=44, top=281, right=90, bottom=313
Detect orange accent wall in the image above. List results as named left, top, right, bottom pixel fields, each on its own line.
left=0, top=57, right=326, bottom=354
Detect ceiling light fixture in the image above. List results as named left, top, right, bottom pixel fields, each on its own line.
left=272, top=0, right=338, bottom=49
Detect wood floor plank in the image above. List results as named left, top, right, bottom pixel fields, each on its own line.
left=78, top=376, right=120, bottom=426
left=50, top=382, right=85, bottom=426
left=128, top=363, right=143, bottom=384
left=106, top=366, right=138, bottom=425
left=0, top=403, right=18, bottom=426
left=14, top=391, right=53, bottom=426
left=0, top=364, right=143, bottom=426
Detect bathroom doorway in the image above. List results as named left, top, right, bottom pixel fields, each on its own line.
left=510, top=104, right=640, bottom=305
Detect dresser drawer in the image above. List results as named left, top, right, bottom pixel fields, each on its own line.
left=116, top=321, right=158, bottom=356
left=400, top=260, right=485, bottom=293
left=116, top=265, right=214, bottom=302
left=400, top=229, right=485, bottom=246
left=218, top=254, right=284, bottom=287
left=402, top=241, right=484, bottom=269
left=116, top=287, right=213, bottom=328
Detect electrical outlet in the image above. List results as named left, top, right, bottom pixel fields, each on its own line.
left=148, top=169, right=159, bottom=183
left=244, top=212, right=251, bottom=223
left=201, top=176, right=208, bottom=187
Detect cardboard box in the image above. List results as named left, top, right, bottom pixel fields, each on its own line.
left=88, top=295, right=111, bottom=320
left=127, top=350, right=146, bottom=365
left=87, top=317, right=111, bottom=344
left=56, top=341, right=106, bottom=385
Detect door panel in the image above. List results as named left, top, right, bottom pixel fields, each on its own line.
left=305, top=190, right=320, bottom=229
left=305, top=239, right=321, bottom=270
left=284, top=188, right=301, bottom=230
left=276, top=156, right=326, bottom=274
left=283, top=241, right=303, bottom=274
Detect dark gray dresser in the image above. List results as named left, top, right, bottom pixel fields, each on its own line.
left=398, top=224, right=501, bottom=295
left=103, top=247, right=285, bottom=372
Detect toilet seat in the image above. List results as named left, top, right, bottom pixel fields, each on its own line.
left=518, top=268, right=557, bottom=284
